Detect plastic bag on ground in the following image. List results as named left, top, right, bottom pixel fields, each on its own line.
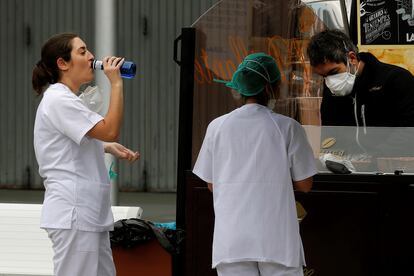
left=110, top=218, right=185, bottom=255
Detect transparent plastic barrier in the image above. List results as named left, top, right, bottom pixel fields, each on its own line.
left=191, top=0, right=350, bottom=166
left=303, top=125, right=414, bottom=174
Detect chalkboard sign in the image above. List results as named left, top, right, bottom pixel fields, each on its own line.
left=359, top=0, right=414, bottom=45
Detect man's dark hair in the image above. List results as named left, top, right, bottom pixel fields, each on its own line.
left=307, top=29, right=358, bottom=67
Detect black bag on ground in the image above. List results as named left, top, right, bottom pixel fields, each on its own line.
left=110, top=218, right=185, bottom=255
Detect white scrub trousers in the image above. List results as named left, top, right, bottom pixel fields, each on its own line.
left=216, top=261, right=304, bottom=276
left=46, top=228, right=116, bottom=276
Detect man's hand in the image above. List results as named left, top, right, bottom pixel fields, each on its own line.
left=104, top=142, right=140, bottom=163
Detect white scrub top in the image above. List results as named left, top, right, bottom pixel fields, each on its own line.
left=34, top=83, right=113, bottom=232
left=193, top=103, right=317, bottom=268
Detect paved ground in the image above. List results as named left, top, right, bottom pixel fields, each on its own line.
left=0, top=189, right=176, bottom=222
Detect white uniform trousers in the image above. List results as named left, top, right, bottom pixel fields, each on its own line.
left=46, top=228, right=116, bottom=276
left=216, top=261, right=304, bottom=276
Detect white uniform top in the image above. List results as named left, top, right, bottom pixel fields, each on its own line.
left=193, top=103, right=317, bottom=268
left=34, top=83, right=113, bottom=232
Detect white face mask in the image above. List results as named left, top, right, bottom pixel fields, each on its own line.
left=79, top=85, right=105, bottom=115
left=325, top=60, right=359, bottom=96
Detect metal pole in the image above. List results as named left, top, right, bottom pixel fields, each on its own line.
left=174, top=27, right=196, bottom=276
left=95, top=0, right=119, bottom=205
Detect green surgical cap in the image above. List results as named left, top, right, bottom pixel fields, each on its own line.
left=214, top=53, right=280, bottom=96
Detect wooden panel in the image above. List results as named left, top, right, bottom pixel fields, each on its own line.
left=184, top=173, right=217, bottom=276
left=112, top=240, right=172, bottom=276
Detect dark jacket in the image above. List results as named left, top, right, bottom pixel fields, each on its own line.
left=321, top=52, right=414, bottom=127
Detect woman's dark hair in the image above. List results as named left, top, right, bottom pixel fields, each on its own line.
left=32, top=33, right=78, bottom=95
left=307, top=29, right=358, bottom=67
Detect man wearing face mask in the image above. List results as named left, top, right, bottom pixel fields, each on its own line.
left=307, top=29, right=414, bottom=127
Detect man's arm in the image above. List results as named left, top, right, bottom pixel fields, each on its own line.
left=293, top=176, right=313, bottom=193
left=207, top=183, right=213, bottom=192
left=388, top=69, right=414, bottom=126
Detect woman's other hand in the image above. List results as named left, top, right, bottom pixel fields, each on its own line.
left=104, top=142, right=140, bottom=163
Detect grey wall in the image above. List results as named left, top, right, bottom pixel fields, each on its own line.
left=0, top=0, right=218, bottom=191
left=116, top=0, right=218, bottom=192
left=0, top=0, right=96, bottom=189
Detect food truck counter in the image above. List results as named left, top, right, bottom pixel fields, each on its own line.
left=182, top=171, right=414, bottom=276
